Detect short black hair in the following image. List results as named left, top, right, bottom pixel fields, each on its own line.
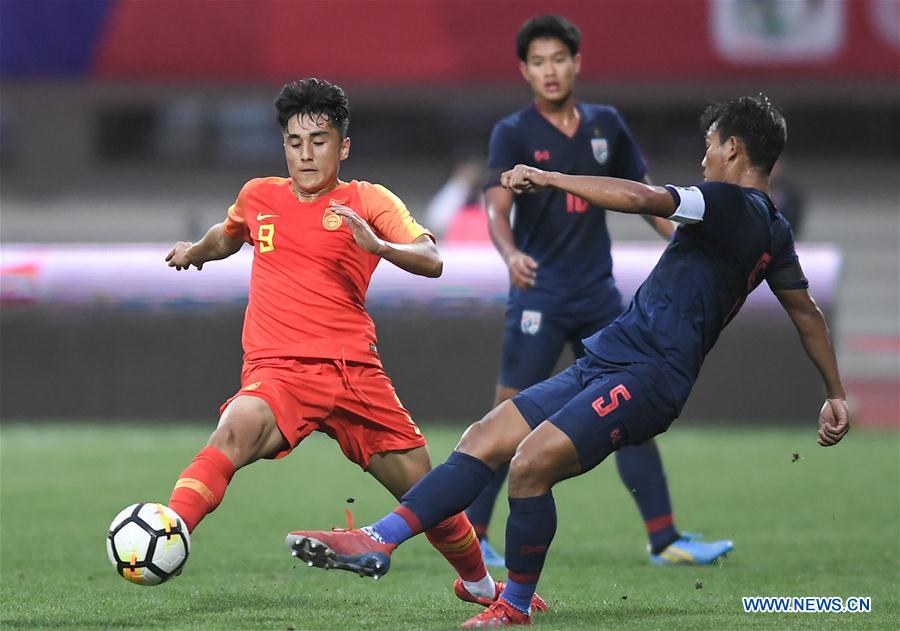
left=700, top=95, right=786, bottom=174
left=274, top=78, right=350, bottom=138
left=516, top=15, right=580, bottom=61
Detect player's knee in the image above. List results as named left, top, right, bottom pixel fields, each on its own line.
left=508, top=450, right=554, bottom=496
left=209, top=397, right=276, bottom=467
left=456, top=418, right=492, bottom=457
left=457, top=401, right=527, bottom=468
left=456, top=416, right=506, bottom=469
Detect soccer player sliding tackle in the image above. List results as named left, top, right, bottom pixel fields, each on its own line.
left=287, top=95, right=849, bottom=627
left=162, top=78, right=543, bottom=611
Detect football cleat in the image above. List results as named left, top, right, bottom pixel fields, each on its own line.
left=454, top=578, right=548, bottom=613
left=650, top=532, right=734, bottom=566
left=460, top=598, right=532, bottom=628
left=479, top=538, right=506, bottom=568
left=285, top=528, right=395, bottom=580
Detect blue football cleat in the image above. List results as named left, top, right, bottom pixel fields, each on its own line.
left=650, top=532, right=734, bottom=566
left=479, top=538, right=505, bottom=568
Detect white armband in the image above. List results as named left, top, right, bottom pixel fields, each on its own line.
left=666, top=185, right=705, bottom=224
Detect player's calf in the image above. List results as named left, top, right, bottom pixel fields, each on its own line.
left=168, top=445, right=236, bottom=533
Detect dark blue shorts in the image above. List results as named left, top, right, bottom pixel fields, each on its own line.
left=512, top=356, right=677, bottom=472
left=499, top=304, right=622, bottom=390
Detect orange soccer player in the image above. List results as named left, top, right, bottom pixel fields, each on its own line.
left=163, top=78, right=544, bottom=611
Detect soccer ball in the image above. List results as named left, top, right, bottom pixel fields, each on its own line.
left=107, top=503, right=191, bottom=586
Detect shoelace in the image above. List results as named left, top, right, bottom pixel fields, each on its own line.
left=330, top=507, right=355, bottom=532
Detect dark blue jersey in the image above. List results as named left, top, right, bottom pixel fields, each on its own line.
left=488, top=103, right=647, bottom=316
left=584, top=182, right=808, bottom=412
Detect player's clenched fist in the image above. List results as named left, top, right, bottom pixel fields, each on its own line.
left=166, top=241, right=203, bottom=271
left=817, top=398, right=850, bottom=446
left=329, top=203, right=387, bottom=255
left=501, top=164, right=551, bottom=194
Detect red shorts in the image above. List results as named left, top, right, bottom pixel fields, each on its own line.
left=220, top=358, right=426, bottom=469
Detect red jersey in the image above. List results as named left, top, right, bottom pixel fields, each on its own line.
left=223, top=178, right=433, bottom=366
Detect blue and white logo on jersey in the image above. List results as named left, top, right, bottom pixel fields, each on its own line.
left=521, top=310, right=542, bottom=335
left=591, top=137, right=609, bottom=164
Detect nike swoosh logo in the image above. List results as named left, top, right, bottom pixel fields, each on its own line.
left=257, top=213, right=279, bottom=220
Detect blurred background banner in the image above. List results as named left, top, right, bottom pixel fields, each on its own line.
left=0, top=243, right=843, bottom=309
left=0, top=242, right=843, bottom=422
left=2, top=0, right=898, bottom=81
left=1, top=0, right=897, bottom=427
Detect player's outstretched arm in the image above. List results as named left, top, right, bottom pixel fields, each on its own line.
left=774, top=287, right=849, bottom=446
left=166, top=222, right=245, bottom=271
left=485, top=186, right=537, bottom=289
left=640, top=176, right=676, bottom=239
left=330, top=204, right=442, bottom=278
left=501, top=165, right=677, bottom=218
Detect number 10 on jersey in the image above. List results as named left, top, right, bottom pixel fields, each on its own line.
left=566, top=193, right=588, bottom=213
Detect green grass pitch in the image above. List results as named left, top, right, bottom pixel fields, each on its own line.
left=1, top=422, right=897, bottom=630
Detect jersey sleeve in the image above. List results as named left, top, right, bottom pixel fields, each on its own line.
left=692, top=181, right=739, bottom=238
left=485, top=121, right=522, bottom=188
left=223, top=181, right=255, bottom=244
left=609, top=110, right=648, bottom=182
left=361, top=183, right=435, bottom=244
left=766, top=221, right=809, bottom=291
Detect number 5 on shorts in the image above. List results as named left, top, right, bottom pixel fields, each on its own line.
left=592, top=384, right=631, bottom=417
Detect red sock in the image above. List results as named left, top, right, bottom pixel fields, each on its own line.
left=425, top=513, right=488, bottom=581
left=168, top=446, right=236, bottom=533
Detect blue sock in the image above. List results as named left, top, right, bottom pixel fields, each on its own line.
left=367, top=512, right=411, bottom=545
left=465, top=462, right=508, bottom=540
left=369, top=451, right=494, bottom=546
left=615, top=441, right=679, bottom=553
left=501, top=578, right=537, bottom=614
left=502, top=493, right=557, bottom=614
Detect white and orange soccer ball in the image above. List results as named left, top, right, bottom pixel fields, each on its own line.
left=106, top=503, right=191, bottom=586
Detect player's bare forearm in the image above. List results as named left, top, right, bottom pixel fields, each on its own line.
left=502, top=165, right=676, bottom=218
left=777, top=289, right=845, bottom=398
left=167, top=223, right=244, bottom=271
left=776, top=287, right=849, bottom=446
left=639, top=175, right=675, bottom=239
left=201, top=223, right=244, bottom=260
left=379, top=235, right=443, bottom=278
left=485, top=186, right=518, bottom=264
left=485, top=185, right=538, bottom=289
left=793, top=306, right=845, bottom=399
left=543, top=172, right=675, bottom=217
left=190, top=223, right=244, bottom=263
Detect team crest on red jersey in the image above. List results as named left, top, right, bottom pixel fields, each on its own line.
left=322, top=212, right=343, bottom=231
